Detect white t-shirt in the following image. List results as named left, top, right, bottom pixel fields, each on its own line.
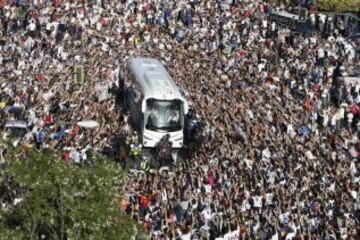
left=266, top=193, right=273, bottom=205
left=241, top=199, right=251, bottom=212
left=287, top=124, right=296, bottom=138
left=81, top=149, right=87, bottom=161
left=271, top=232, right=279, bottom=240
left=204, top=184, right=211, bottom=195
left=202, top=207, right=212, bottom=222
left=161, top=189, right=168, bottom=202
left=323, top=112, right=329, bottom=127
left=339, top=108, right=345, bottom=119
left=253, top=196, right=263, bottom=208
left=262, top=148, right=271, bottom=159
left=74, top=151, right=81, bottom=163
left=263, top=20, right=268, bottom=28
left=181, top=201, right=189, bottom=210
left=181, top=233, right=191, bottom=240
left=318, top=48, right=325, bottom=58
left=331, top=114, right=337, bottom=126
left=340, top=227, right=347, bottom=239
left=223, top=229, right=239, bottom=240
left=271, top=22, right=276, bottom=31
left=28, top=22, right=37, bottom=31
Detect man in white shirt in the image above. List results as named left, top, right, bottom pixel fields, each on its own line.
left=253, top=195, right=263, bottom=211
left=317, top=47, right=325, bottom=65
left=27, top=20, right=37, bottom=32
left=81, top=149, right=87, bottom=164
left=72, top=149, right=81, bottom=165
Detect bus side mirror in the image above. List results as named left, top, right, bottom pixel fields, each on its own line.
left=184, top=102, right=189, bottom=115
left=141, top=101, right=146, bottom=113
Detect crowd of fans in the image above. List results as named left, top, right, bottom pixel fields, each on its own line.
left=0, top=0, right=359, bottom=239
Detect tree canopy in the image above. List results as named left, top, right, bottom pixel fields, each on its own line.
left=0, top=147, right=144, bottom=240
left=317, top=0, right=360, bottom=12
left=267, top=0, right=360, bottom=12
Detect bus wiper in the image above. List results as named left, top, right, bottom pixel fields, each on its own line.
left=146, top=125, right=158, bottom=131
left=157, top=126, right=170, bottom=131
left=166, top=124, right=181, bottom=131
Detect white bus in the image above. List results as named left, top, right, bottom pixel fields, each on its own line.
left=123, top=58, right=189, bottom=149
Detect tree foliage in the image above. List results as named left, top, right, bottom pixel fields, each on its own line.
left=317, top=0, right=360, bottom=12
left=0, top=147, right=144, bottom=240
left=267, top=0, right=360, bottom=12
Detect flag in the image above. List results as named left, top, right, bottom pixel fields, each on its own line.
left=74, top=65, right=84, bottom=83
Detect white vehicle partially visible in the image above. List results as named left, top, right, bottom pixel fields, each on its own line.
left=122, top=58, right=189, bottom=149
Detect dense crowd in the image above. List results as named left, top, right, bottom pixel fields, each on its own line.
left=0, top=0, right=359, bottom=239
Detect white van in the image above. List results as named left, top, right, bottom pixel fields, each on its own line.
left=122, top=58, right=189, bottom=148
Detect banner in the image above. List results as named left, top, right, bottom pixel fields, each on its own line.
left=74, top=65, right=84, bottom=84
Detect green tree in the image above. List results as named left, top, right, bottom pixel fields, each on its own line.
left=267, top=0, right=360, bottom=12
left=0, top=147, right=145, bottom=240
left=317, top=0, right=360, bottom=12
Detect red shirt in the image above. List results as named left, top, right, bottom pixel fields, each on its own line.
left=238, top=50, right=247, bottom=58
left=352, top=103, right=359, bottom=116
left=208, top=175, right=215, bottom=188
left=37, top=73, right=43, bottom=81
left=44, top=115, right=53, bottom=125
left=144, top=4, right=152, bottom=12
left=55, top=0, right=62, bottom=8
left=304, top=97, right=311, bottom=111
left=243, top=10, right=252, bottom=17
left=64, top=152, right=70, bottom=161
left=70, top=127, right=78, bottom=137
left=312, top=83, right=321, bottom=92
left=139, top=195, right=150, bottom=209
left=99, top=17, right=107, bottom=26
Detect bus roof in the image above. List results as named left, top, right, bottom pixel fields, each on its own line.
left=271, top=11, right=299, bottom=20
left=128, top=58, right=185, bottom=101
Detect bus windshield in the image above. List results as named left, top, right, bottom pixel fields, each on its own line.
left=145, top=99, right=183, bottom=132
